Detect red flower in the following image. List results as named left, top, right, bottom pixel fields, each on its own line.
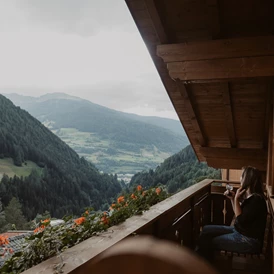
left=131, top=194, right=137, bottom=200
left=137, top=185, right=142, bottom=191
left=41, top=218, right=50, bottom=224
left=117, top=196, right=125, bottom=203
left=34, top=225, right=45, bottom=234
left=74, top=217, right=86, bottom=225
left=0, top=236, right=9, bottom=246
left=155, top=188, right=161, bottom=195
left=101, top=216, right=109, bottom=225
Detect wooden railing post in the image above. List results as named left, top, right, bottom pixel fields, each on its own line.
left=190, top=196, right=195, bottom=249
left=267, top=91, right=274, bottom=195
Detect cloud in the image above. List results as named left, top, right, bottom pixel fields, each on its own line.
left=1, top=0, right=135, bottom=35
left=0, top=0, right=178, bottom=119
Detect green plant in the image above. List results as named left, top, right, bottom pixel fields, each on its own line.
left=0, top=185, right=168, bottom=273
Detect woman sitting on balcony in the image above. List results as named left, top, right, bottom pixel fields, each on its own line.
left=196, top=166, right=267, bottom=262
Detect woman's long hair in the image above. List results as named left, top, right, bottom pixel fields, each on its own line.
left=241, top=166, right=265, bottom=198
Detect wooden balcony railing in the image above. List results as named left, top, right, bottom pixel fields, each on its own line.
left=22, top=179, right=273, bottom=274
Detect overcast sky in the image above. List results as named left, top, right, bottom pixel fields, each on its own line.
left=0, top=0, right=178, bottom=120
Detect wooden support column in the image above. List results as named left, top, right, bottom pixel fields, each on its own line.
left=226, top=169, right=229, bottom=181
left=267, top=98, right=273, bottom=188
left=268, top=92, right=274, bottom=196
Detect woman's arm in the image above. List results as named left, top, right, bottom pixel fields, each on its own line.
left=224, top=190, right=235, bottom=213
left=234, top=199, right=242, bottom=217
left=231, top=198, right=235, bottom=213
left=234, top=187, right=246, bottom=217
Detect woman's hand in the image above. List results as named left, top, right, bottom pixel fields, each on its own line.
left=224, top=190, right=235, bottom=200
left=235, top=187, right=246, bottom=201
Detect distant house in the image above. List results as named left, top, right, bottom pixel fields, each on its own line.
left=50, top=219, right=65, bottom=226
left=0, top=231, right=32, bottom=267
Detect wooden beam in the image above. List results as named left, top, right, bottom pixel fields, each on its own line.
left=143, top=0, right=168, bottom=44
left=199, top=147, right=267, bottom=160
left=206, top=158, right=266, bottom=171
left=270, top=93, right=274, bottom=195
left=264, top=87, right=272, bottom=149
left=177, top=81, right=207, bottom=146
left=167, top=56, right=274, bottom=81
left=157, top=36, right=274, bottom=62
left=266, top=99, right=273, bottom=187
left=222, top=83, right=236, bottom=148
left=200, top=147, right=267, bottom=170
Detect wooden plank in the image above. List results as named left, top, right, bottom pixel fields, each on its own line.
left=211, top=194, right=225, bottom=225
left=157, top=36, right=274, bottom=62
left=271, top=94, right=274, bottom=196
left=143, top=0, right=168, bottom=44
left=264, top=88, right=272, bottom=149
left=167, top=56, right=274, bottom=81
left=266, top=92, right=273, bottom=187
left=177, top=81, right=207, bottom=146
left=222, top=83, right=237, bottom=147
left=206, top=157, right=267, bottom=171
left=199, top=147, right=267, bottom=159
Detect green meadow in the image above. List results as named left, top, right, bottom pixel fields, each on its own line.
left=0, top=158, right=42, bottom=178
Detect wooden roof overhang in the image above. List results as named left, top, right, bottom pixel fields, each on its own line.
left=125, top=0, right=274, bottom=171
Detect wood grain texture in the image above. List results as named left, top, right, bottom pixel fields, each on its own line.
left=157, top=36, right=274, bottom=62
left=221, top=83, right=236, bottom=147
left=168, top=56, right=274, bottom=81
left=177, top=81, right=207, bottom=146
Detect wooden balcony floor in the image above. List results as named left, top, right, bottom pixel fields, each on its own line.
left=213, top=254, right=268, bottom=274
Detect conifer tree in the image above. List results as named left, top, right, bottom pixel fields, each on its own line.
left=0, top=200, right=7, bottom=233
left=4, top=197, right=29, bottom=230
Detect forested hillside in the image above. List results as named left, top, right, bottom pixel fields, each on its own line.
left=5, top=93, right=189, bottom=176
left=130, top=145, right=221, bottom=193
left=0, top=95, right=124, bottom=219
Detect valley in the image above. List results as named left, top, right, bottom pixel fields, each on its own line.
left=52, top=127, right=170, bottom=181
left=4, top=93, right=189, bottom=179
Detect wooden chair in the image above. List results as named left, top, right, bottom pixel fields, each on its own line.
left=216, top=208, right=272, bottom=273
left=87, top=236, right=218, bottom=274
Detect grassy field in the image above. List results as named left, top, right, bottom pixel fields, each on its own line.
left=52, top=128, right=173, bottom=178
left=0, top=158, right=41, bottom=179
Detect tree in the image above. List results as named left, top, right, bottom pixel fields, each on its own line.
left=4, top=197, right=29, bottom=230
left=0, top=200, right=7, bottom=233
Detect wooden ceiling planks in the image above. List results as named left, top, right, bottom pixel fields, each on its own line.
left=125, top=0, right=273, bottom=170
left=219, top=0, right=274, bottom=38
left=200, top=147, right=267, bottom=170
left=158, top=0, right=220, bottom=42
left=221, top=83, right=236, bottom=147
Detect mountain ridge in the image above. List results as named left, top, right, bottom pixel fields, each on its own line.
left=3, top=93, right=189, bottom=175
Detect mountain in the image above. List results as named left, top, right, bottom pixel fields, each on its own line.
left=129, top=145, right=221, bottom=193
left=4, top=93, right=189, bottom=177
left=0, top=95, right=124, bottom=219
left=122, top=113, right=184, bottom=135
